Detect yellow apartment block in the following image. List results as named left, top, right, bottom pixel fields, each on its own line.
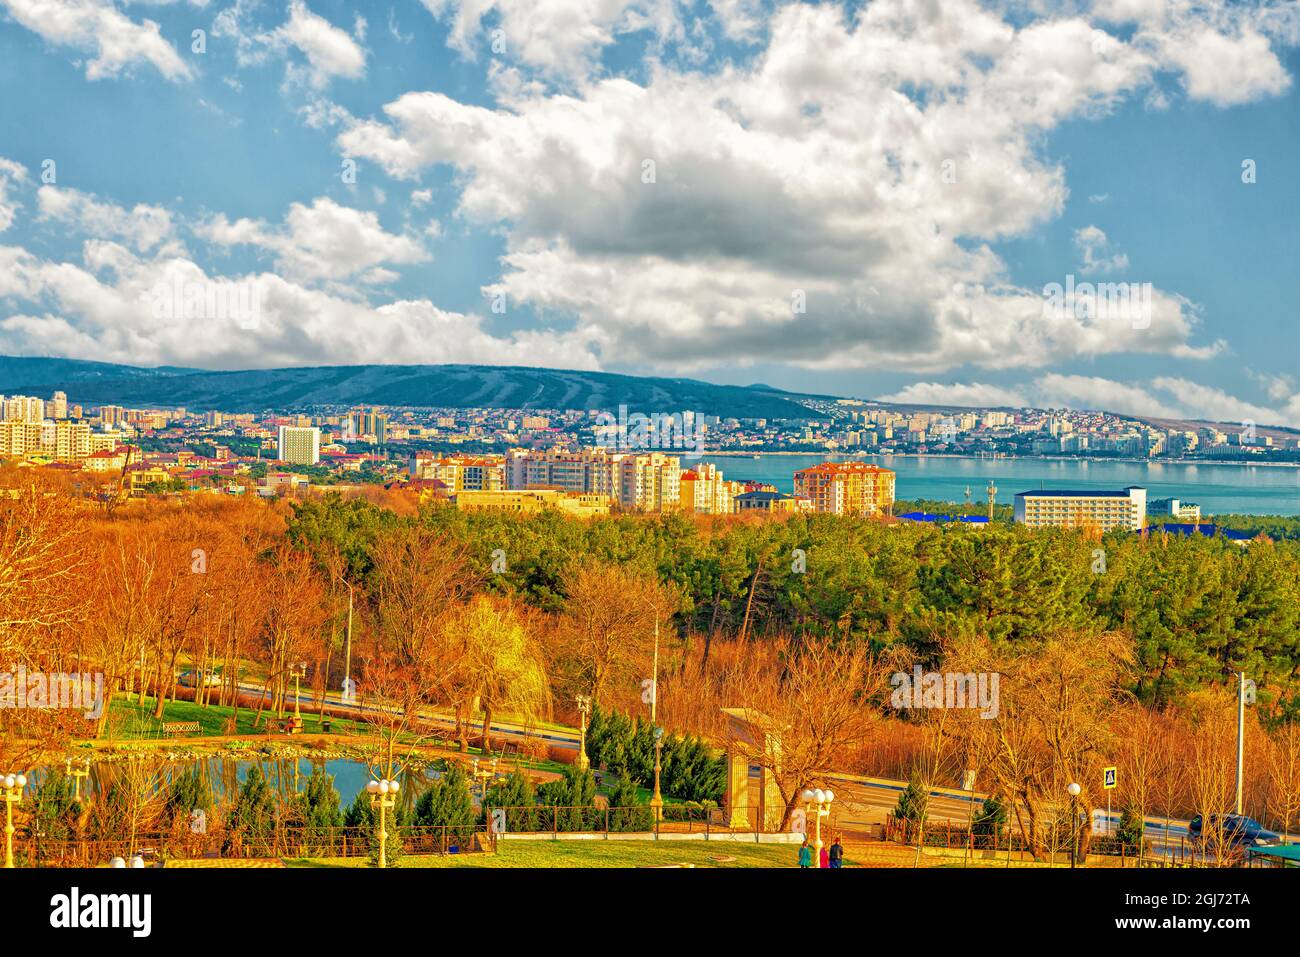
left=453, top=488, right=613, bottom=517
left=793, top=462, right=896, bottom=516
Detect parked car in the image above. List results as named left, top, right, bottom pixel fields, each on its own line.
left=1188, top=814, right=1280, bottom=848
left=178, top=669, right=222, bottom=689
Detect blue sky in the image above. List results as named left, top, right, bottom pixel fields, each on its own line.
left=0, top=0, right=1297, bottom=426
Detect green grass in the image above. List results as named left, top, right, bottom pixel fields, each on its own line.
left=286, top=840, right=800, bottom=869
left=106, top=696, right=377, bottom=740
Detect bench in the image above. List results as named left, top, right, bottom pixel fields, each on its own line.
left=161, top=721, right=202, bottom=736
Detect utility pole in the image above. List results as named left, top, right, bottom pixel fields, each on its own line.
left=987, top=481, right=997, bottom=521
left=343, top=578, right=354, bottom=692
left=1236, top=671, right=1246, bottom=815
left=650, top=613, right=659, bottom=725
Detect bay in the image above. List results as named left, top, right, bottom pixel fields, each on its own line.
left=694, top=453, right=1300, bottom=516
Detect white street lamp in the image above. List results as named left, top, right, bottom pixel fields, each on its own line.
left=2, top=773, right=26, bottom=869
left=802, top=787, right=834, bottom=867
left=368, top=777, right=400, bottom=868
left=109, top=857, right=126, bottom=868
left=1067, top=782, right=1082, bottom=869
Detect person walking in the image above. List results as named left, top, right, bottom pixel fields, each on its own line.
left=829, top=836, right=844, bottom=869
left=798, top=838, right=813, bottom=868
left=819, top=844, right=830, bottom=869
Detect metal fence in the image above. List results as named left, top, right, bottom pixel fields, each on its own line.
left=14, top=824, right=494, bottom=868
left=883, top=814, right=1239, bottom=867
left=12, top=805, right=774, bottom=867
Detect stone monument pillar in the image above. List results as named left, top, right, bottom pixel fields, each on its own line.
left=722, top=708, right=786, bottom=832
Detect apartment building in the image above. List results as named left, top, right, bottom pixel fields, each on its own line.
left=410, top=453, right=505, bottom=491
left=277, top=426, right=321, bottom=465
left=793, top=462, right=896, bottom=516
left=453, top=488, right=612, bottom=517
left=1148, top=497, right=1201, bottom=523
left=1014, top=486, right=1147, bottom=531
left=0, top=421, right=43, bottom=457
left=506, top=448, right=681, bottom=511
left=43, top=420, right=91, bottom=462
left=679, top=463, right=744, bottom=514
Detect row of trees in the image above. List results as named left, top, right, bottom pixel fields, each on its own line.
left=4, top=477, right=1300, bottom=861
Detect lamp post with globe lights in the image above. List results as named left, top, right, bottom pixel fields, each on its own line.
left=287, top=661, right=307, bottom=734
left=367, top=777, right=400, bottom=868
left=65, top=757, right=91, bottom=802
left=1067, top=782, right=1082, bottom=869
left=575, top=694, right=592, bottom=772
left=3, top=773, right=26, bottom=868
left=801, top=788, right=834, bottom=866
left=650, top=726, right=665, bottom=825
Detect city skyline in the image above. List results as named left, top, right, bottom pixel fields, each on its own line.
left=0, top=1, right=1298, bottom=427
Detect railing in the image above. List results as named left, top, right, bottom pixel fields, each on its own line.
left=13, top=805, right=773, bottom=866
left=13, top=824, right=492, bottom=868
left=883, top=814, right=1231, bottom=867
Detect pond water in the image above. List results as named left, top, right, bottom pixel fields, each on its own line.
left=50, top=754, right=454, bottom=815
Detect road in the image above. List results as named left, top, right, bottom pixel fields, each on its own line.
left=225, top=679, right=1192, bottom=851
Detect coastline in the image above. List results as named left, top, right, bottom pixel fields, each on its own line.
left=700, top=450, right=1300, bottom=469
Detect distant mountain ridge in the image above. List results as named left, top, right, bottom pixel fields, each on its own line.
left=0, top=356, right=831, bottom=420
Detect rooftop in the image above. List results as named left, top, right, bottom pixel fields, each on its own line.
left=1016, top=486, right=1146, bottom=498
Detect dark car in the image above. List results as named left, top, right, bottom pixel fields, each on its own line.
left=1188, top=814, right=1279, bottom=848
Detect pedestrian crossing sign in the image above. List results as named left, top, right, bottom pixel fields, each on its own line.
left=1103, top=767, right=1117, bottom=790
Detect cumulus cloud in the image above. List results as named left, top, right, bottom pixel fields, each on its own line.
left=877, top=381, right=1030, bottom=408
left=0, top=239, right=593, bottom=369
left=37, top=186, right=180, bottom=254
left=213, top=0, right=365, bottom=88
left=0, top=0, right=194, bottom=81
left=339, top=0, right=1262, bottom=374
left=879, top=372, right=1300, bottom=428
left=1074, top=225, right=1129, bottom=274
left=195, top=197, right=427, bottom=288
left=0, top=158, right=28, bottom=233
left=419, top=0, right=683, bottom=80
left=1031, top=373, right=1184, bottom=419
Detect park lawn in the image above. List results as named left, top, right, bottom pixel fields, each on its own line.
left=286, top=840, right=799, bottom=869
left=105, top=696, right=376, bottom=740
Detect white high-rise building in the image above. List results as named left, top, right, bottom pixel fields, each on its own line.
left=277, top=426, right=321, bottom=465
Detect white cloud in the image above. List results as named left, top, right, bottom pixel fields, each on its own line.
left=1148, top=375, right=1280, bottom=426
left=340, top=0, right=1251, bottom=374
left=1074, top=225, right=1130, bottom=274
left=877, top=372, right=1300, bottom=427
left=1031, top=373, right=1183, bottom=418
left=0, top=239, right=593, bottom=369
left=1, top=0, right=193, bottom=81
left=0, top=158, right=29, bottom=232
left=280, top=0, right=366, bottom=88
left=213, top=0, right=365, bottom=89
left=1161, top=26, right=1290, bottom=106
left=36, top=185, right=179, bottom=254
left=877, top=381, right=1029, bottom=408
left=196, top=196, right=429, bottom=288
left=1094, top=0, right=1294, bottom=106
left=419, top=0, right=682, bottom=80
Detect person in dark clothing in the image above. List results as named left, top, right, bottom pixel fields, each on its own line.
left=828, top=836, right=844, bottom=868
